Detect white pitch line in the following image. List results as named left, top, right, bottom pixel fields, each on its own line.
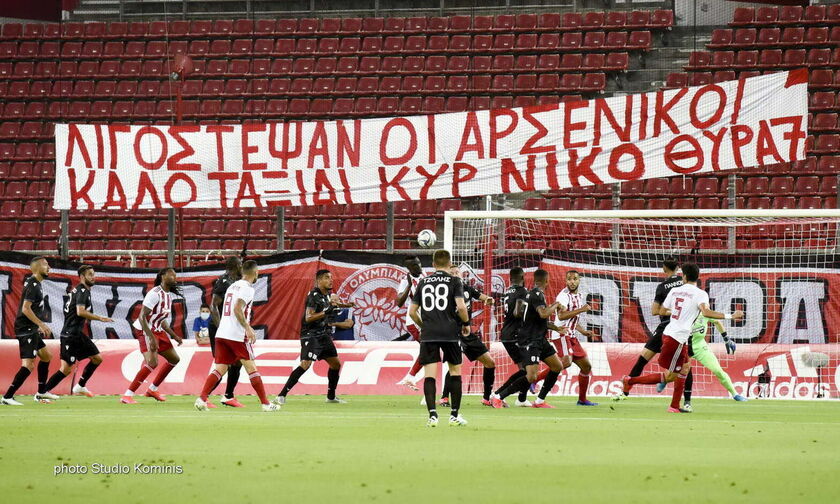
left=0, top=411, right=838, bottom=427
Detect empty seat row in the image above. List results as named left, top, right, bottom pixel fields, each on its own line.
left=0, top=52, right=629, bottom=81
left=0, top=181, right=51, bottom=199
left=171, top=73, right=606, bottom=96
left=0, top=11, right=673, bottom=40
left=0, top=32, right=653, bottom=61
left=730, top=5, right=840, bottom=27
left=685, top=48, right=840, bottom=71
left=0, top=161, right=55, bottom=179
left=6, top=72, right=611, bottom=101
left=0, top=94, right=590, bottom=121
left=0, top=143, right=54, bottom=160
left=707, top=26, right=840, bottom=49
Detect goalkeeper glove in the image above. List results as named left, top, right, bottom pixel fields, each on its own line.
left=722, top=332, right=736, bottom=354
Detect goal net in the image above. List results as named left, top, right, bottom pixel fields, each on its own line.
left=445, top=209, right=840, bottom=400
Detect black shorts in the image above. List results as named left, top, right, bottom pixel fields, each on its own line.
left=418, top=341, right=462, bottom=366
left=301, top=336, right=338, bottom=362
left=17, top=331, right=46, bottom=359
left=502, top=341, right=525, bottom=365
left=59, top=335, right=100, bottom=364
left=458, top=333, right=489, bottom=362
left=644, top=322, right=667, bottom=353
left=521, top=338, right=556, bottom=365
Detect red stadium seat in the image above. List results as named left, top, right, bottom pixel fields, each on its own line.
left=807, top=48, right=831, bottom=67
left=627, top=31, right=652, bottom=50
left=732, top=28, right=756, bottom=48
left=562, top=12, right=582, bottom=30
left=779, top=6, right=803, bottom=24
left=813, top=134, right=840, bottom=154
left=804, top=5, right=826, bottom=24
left=783, top=49, right=806, bottom=67
left=731, top=8, right=755, bottom=27
left=755, top=7, right=779, bottom=25
left=781, top=27, right=805, bottom=46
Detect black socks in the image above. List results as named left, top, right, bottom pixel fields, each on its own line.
left=280, top=365, right=307, bottom=397
left=327, top=368, right=340, bottom=400
left=538, top=371, right=560, bottom=400
left=37, top=361, right=49, bottom=394
left=629, top=355, right=649, bottom=378
left=482, top=367, right=495, bottom=401
left=4, top=367, right=31, bottom=399
left=683, top=369, right=694, bottom=403
left=449, top=375, right=462, bottom=417
left=78, top=361, right=100, bottom=387
left=44, top=370, right=68, bottom=393
left=224, top=362, right=241, bottom=399
left=424, top=377, right=437, bottom=417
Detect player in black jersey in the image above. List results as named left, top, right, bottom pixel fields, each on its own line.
left=492, top=268, right=532, bottom=407
left=2, top=257, right=55, bottom=406
left=408, top=249, right=470, bottom=427
left=492, top=269, right=566, bottom=409
left=615, top=257, right=690, bottom=400
left=42, top=265, right=113, bottom=398
left=439, top=265, right=496, bottom=407
left=209, top=256, right=244, bottom=408
left=274, top=269, right=354, bottom=405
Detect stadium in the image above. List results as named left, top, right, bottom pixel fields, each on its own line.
left=0, top=0, right=839, bottom=502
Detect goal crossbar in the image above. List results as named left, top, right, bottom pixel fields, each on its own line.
left=444, top=209, right=840, bottom=251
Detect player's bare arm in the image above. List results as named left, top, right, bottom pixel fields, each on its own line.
left=306, top=306, right=330, bottom=324
left=456, top=296, right=470, bottom=336
left=537, top=302, right=560, bottom=319
left=699, top=303, right=744, bottom=321
left=547, top=322, right=568, bottom=333
left=210, top=293, right=224, bottom=326
left=396, top=276, right=412, bottom=307
left=139, top=306, right=158, bottom=353
left=577, top=327, right=596, bottom=338
left=77, top=304, right=113, bottom=323
left=234, top=298, right=255, bottom=344
left=479, top=293, right=494, bottom=306
left=556, top=303, right=591, bottom=321
left=330, top=319, right=355, bottom=330
left=329, top=293, right=355, bottom=308
left=408, top=302, right=423, bottom=328
left=22, top=299, right=51, bottom=338
left=651, top=301, right=664, bottom=316
left=162, top=320, right=183, bottom=345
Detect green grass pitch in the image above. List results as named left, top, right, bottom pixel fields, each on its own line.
left=1, top=395, right=838, bottom=504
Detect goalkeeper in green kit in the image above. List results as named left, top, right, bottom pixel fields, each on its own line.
left=659, top=313, right=749, bottom=410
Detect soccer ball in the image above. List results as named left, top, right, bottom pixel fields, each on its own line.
left=199, top=327, right=209, bottom=339
left=417, top=229, right=437, bottom=248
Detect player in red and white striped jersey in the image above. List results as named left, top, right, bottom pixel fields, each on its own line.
left=536, top=270, right=597, bottom=406
left=394, top=256, right=427, bottom=391
left=120, top=268, right=184, bottom=404
left=195, top=260, right=278, bottom=412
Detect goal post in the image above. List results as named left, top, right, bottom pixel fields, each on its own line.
left=444, top=209, right=840, bottom=400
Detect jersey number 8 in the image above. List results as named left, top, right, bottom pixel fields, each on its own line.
left=421, top=284, right=449, bottom=311
left=222, top=292, right=234, bottom=317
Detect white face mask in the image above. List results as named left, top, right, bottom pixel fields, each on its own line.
left=200, top=312, right=210, bottom=320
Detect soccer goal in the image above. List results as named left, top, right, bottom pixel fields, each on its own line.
left=444, top=209, right=840, bottom=400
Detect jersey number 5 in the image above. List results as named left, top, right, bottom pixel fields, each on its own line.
left=671, top=297, right=685, bottom=320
